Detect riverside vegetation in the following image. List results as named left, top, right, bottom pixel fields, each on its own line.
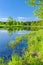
left=0, top=16, right=43, bottom=31
left=0, top=15, right=43, bottom=65
left=0, top=29, right=43, bottom=65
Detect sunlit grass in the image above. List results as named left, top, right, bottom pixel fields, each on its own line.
left=8, top=54, right=22, bottom=65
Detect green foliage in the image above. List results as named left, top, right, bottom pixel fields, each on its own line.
left=9, top=36, right=22, bottom=49
left=8, top=55, right=22, bottom=65
left=8, top=29, right=43, bottom=65
left=25, top=0, right=43, bottom=19
left=15, top=36, right=22, bottom=43
left=24, top=29, right=43, bottom=65
left=6, top=16, right=13, bottom=26
left=0, top=16, right=43, bottom=30
left=7, top=16, right=13, bottom=22
left=34, top=6, right=43, bottom=18
left=0, top=29, right=43, bottom=65
left=25, top=0, right=43, bottom=6
left=0, top=58, right=4, bottom=65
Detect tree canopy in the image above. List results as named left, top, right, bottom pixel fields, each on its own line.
left=25, top=0, right=43, bottom=6
left=25, top=0, right=43, bottom=19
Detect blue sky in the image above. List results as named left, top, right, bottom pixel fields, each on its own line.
left=0, top=0, right=39, bottom=21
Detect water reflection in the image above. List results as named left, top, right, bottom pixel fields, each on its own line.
left=0, top=26, right=42, bottom=32
left=0, top=27, right=30, bottom=62
left=0, top=26, right=42, bottom=62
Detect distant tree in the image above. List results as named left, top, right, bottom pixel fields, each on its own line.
left=0, top=22, right=3, bottom=25
left=6, top=16, right=13, bottom=25
left=13, top=20, right=17, bottom=25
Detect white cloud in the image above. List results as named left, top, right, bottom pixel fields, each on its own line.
left=0, top=17, right=39, bottom=22
left=15, top=16, right=39, bottom=22
left=0, top=18, right=8, bottom=22
left=15, top=16, right=30, bottom=22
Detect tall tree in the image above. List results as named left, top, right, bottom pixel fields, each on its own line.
left=6, top=16, right=13, bottom=25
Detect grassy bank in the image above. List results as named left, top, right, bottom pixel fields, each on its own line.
left=0, top=29, right=43, bottom=65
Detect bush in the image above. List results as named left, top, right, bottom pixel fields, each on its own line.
left=8, top=54, right=22, bottom=65
left=24, top=29, right=43, bottom=65
left=0, top=58, right=4, bottom=65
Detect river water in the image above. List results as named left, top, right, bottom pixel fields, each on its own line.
left=0, top=29, right=31, bottom=61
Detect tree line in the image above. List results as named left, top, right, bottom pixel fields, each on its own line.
left=0, top=16, right=43, bottom=27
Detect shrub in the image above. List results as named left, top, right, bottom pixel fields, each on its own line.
left=8, top=54, right=22, bottom=65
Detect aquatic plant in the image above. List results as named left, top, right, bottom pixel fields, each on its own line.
left=9, top=36, right=23, bottom=49
left=9, top=41, right=16, bottom=48
left=15, top=36, right=22, bottom=43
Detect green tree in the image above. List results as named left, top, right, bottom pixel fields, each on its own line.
left=6, top=16, right=13, bottom=26
left=13, top=20, right=17, bottom=25
left=25, top=0, right=43, bottom=6
left=25, top=0, right=43, bottom=19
